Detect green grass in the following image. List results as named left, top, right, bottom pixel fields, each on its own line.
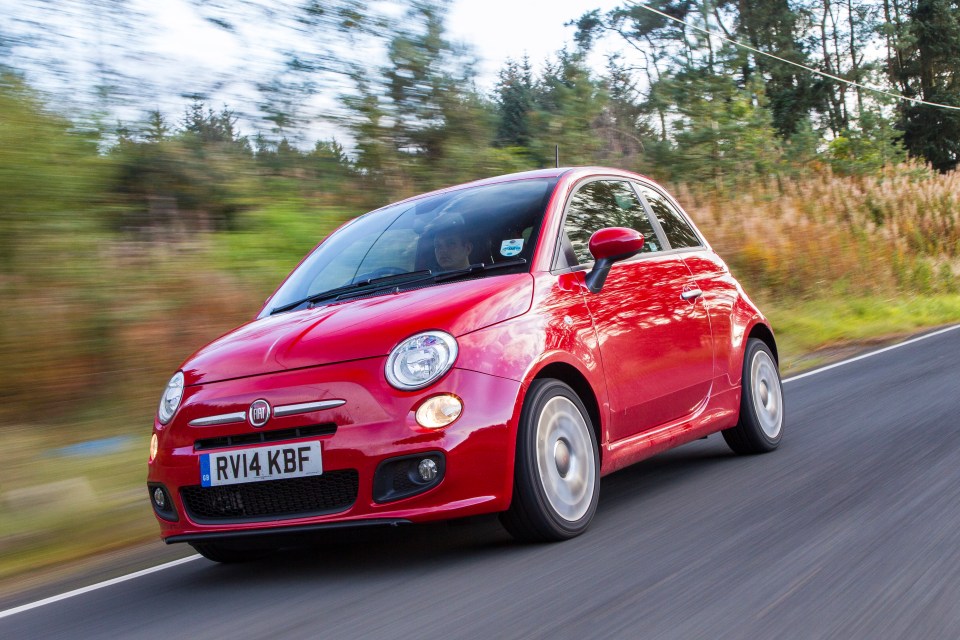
left=1, top=293, right=959, bottom=583
left=768, top=294, right=960, bottom=373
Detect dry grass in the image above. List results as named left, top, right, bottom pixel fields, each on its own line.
left=674, top=165, right=960, bottom=300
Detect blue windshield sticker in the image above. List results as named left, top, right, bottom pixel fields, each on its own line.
left=500, top=239, right=523, bottom=257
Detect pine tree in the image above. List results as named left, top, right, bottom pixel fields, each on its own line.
left=495, top=57, right=534, bottom=148
left=899, top=0, right=960, bottom=170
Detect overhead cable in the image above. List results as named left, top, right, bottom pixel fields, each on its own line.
left=625, top=0, right=960, bottom=111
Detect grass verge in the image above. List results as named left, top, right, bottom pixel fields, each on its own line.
left=768, top=294, right=960, bottom=373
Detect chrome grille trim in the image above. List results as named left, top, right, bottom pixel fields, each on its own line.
left=188, top=399, right=345, bottom=427
left=273, top=399, right=346, bottom=417
left=188, top=412, right=247, bottom=427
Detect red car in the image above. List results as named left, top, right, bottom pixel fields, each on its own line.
left=147, top=167, right=784, bottom=561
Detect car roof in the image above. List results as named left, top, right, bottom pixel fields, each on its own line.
left=374, top=167, right=656, bottom=213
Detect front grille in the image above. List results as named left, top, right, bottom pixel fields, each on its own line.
left=180, top=470, right=359, bottom=523
left=194, top=424, right=337, bottom=451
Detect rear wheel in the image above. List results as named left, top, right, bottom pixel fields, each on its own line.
left=189, top=542, right=273, bottom=563
left=723, top=338, right=784, bottom=454
left=500, top=379, right=600, bottom=542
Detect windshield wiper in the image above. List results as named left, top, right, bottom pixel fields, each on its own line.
left=433, top=258, right=527, bottom=283
left=270, top=259, right=528, bottom=315
left=270, top=270, right=433, bottom=315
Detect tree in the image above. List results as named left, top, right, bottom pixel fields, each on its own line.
left=573, top=2, right=697, bottom=142
left=108, top=102, right=256, bottom=235
left=594, top=55, right=653, bottom=165
left=181, top=101, right=248, bottom=149
left=730, top=0, right=818, bottom=137
left=653, top=72, right=784, bottom=182
left=144, top=110, right=169, bottom=143
left=827, top=106, right=907, bottom=174
left=529, top=49, right=609, bottom=167
left=0, top=74, right=103, bottom=266
left=495, top=57, right=535, bottom=148
left=343, top=1, right=497, bottom=193
left=895, top=0, right=960, bottom=171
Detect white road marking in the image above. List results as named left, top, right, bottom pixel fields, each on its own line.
left=3, top=322, right=959, bottom=620
left=783, top=324, right=960, bottom=384
left=0, top=555, right=201, bottom=620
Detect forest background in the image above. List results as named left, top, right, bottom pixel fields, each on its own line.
left=2, top=0, right=960, bottom=580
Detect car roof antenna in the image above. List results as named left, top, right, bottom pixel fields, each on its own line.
left=555, top=145, right=560, bottom=168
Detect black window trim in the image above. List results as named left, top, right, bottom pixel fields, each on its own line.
left=550, top=175, right=689, bottom=274
left=625, top=180, right=672, bottom=251
left=630, top=179, right=706, bottom=251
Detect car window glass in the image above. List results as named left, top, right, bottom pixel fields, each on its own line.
left=265, top=178, right=557, bottom=314
left=562, top=180, right=660, bottom=266
left=305, top=229, right=419, bottom=294
left=636, top=186, right=701, bottom=249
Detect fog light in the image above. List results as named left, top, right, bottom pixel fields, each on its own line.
left=418, top=458, right=438, bottom=482
left=148, top=484, right=178, bottom=522
left=415, top=394, right=463, bottom=429
left=373, top=453, right=445, bottom=503
left=149, top=433, right=158, bottom=462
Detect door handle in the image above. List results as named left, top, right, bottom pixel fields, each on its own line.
left=681, top=287, right=702, bottom=301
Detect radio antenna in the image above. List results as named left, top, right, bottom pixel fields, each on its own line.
left=555, top=145, right=559, bottom=168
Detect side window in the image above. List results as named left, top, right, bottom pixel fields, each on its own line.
left=560, top=180, right=661, bottom=267
left=636, top=186, right=701, bottom=249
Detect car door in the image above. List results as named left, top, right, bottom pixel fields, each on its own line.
left=558, top=178, right=714, bottom=442
left=635, top=181, right=725, bottom=379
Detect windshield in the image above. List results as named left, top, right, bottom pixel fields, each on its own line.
left=262, top=177, right=558, bottom=317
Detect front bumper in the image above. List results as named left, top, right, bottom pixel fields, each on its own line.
left=147, top=358, right=524, bottom=542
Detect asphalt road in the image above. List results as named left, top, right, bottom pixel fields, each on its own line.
left=4, top=326, right=960, bottom=639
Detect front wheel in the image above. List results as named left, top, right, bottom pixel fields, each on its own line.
left=500, top=379, right=600, bottom=542
left=722, top=338, right=784, bottom=454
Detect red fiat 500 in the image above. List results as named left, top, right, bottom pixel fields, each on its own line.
left=147, top=167, right=784, bottom=562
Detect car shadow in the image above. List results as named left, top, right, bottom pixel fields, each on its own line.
left=188, top=437, right=738, bottom=582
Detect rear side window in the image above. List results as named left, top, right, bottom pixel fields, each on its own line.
left=636, top=186, right=701, bottom=249
left=560, top=180, right=661, bottom=267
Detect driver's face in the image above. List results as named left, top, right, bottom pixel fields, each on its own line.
left=434, top=232, right=472, bottom=270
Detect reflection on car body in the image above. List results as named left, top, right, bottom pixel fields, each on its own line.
left=147, top=167, right=784, bottom=562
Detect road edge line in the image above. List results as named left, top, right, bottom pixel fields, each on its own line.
left=0, top=555, right=201, bottom=620
left=783, top=324, right=960, bottom=384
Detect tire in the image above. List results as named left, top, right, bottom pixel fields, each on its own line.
left=723, top=338, right=784, bottom=454
left=189, top=541, right=273, bottom=563
left=500, top=379, right=600, bottom=542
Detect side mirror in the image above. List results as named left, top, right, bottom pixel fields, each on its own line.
left=584, top=227, right=644, bottom=294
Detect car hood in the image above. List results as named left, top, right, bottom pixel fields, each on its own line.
left=181, top=274, right=534, bottom=385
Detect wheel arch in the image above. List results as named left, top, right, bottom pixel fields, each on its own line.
left=727, top=287, right=779, bottom=386
left=747, top=322, right=778, bottom=364
left=532, top=361, right=604, bottom=459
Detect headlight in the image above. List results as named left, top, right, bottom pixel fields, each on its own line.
left=385, top=331, right=458, bottom=390
left=157, top=371, right=185, bottom=425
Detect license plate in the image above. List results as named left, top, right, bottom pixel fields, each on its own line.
left=200, top=442, right=322, bottom=487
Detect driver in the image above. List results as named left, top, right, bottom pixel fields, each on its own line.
left=430, top=215, right=473, bottom=270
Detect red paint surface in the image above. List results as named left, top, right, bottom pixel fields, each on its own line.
left=588, top=226, right=645, bottom=261
left=149, top=167, right=774, bottom=541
